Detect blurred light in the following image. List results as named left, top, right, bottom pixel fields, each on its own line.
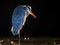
left=27, top=38, right=29, bottom=40
left=24, top=38, right=26, bottom=40
left=0, top=40, right=3, bottom=42
left=0, top=40, right=1, bottom=42
left=53, top=42, right=56, bottom=45
left=11, top=41, right=14, bottom=44
left=8, top=39, right=9, bottom=41
left=57, top=44, right=60, bottom=45
left=1, top=40, right=3, bottom=42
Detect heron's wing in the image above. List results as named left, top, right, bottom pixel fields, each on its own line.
left=12, top=8, right=25, bottom=35
left=12, top=14, right=25, bottom=35
left=11, top=5, right=28, bottom=35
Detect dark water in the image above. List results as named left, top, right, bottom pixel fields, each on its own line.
left=0, top=37, right=60, bottom=45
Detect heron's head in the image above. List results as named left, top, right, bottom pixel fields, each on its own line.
left=23, top=5, right=37, bottom=18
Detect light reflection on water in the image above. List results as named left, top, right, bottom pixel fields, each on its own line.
left=0, top=37, right=60, bottom=45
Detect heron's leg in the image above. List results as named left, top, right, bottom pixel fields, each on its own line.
left=17, top=29, right=20, bottom=34
left=19, top=32, right=20, bottom=45
left=17, top=25, right=23, bottom=34
left=17, top=26, right=23, bottom=45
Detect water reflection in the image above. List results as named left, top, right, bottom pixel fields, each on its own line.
left=0, top=37, right=60, bottom=45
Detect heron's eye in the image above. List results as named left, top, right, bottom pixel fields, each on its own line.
left=23, top=7, right=26, bottom=10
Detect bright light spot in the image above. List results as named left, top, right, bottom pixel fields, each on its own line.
left=1, top=40, right=3, bottom=42
left=0, top=40, right=3, bottom=42
left=24, top=38, right=26, bottom=40
left=11, top=41, right=14, bottom=44
left=27, top=38, right=29, bottom=40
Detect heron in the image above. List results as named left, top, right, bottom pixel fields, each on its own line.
left=11, top=5, right=37, bottom=36
left=11, top=5, right=37, bottom=45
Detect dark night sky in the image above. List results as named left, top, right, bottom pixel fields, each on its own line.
left=0, top=0, right=56, bottom=37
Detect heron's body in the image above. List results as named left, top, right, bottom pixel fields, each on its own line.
left=11, top=5, right=36, bottom=36
left=11, top=5, right=31, bottom=35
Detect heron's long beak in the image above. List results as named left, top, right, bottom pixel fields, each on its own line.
left=29, top=11, right=37, bottom=18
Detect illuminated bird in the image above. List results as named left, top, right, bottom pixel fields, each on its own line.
left=11, top=5, right=37, bottom=36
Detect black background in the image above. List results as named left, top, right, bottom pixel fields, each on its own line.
left=0, top=0, right=56, bottom=37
